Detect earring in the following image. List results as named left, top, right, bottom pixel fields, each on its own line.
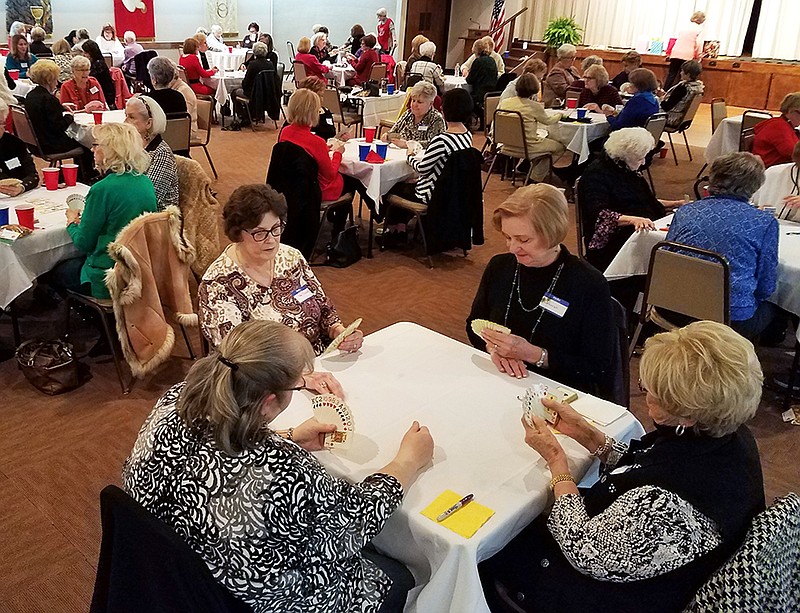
left=675, top=424, right=686, bottom=436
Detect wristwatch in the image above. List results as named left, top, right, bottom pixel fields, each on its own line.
left=535, top=348, right=547, bottom=368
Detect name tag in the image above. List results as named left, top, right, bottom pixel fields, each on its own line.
left=326, top=117, right=334, bottom=125
left=418, top=124, right=428, bottom=131
left=5, top=157, right=21, bottom=169
left=539, top=292, right=569, bottom=318
left=89, top=86, right=99, bottom=94
left=292, top=285, right=314, bottom=303
left=21, top=63, right=28, bottom=68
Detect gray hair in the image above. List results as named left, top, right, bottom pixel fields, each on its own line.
left=195, top=26, right=209, bottom=36
left=31, top=27, right=46, bottom=42
left=557, top=44, right=577, bottom=59
left=604, top=127, right=655, bottom=163
left=410, top=80, right=437, bottom=102
left=71, top=55, right=90, bottom=71
left=124, top=30, right=136, bottom=43
left=253, top=42, right=268, bottom=58
left=9, top=21, right=26, bottom=37
left=377, top=8, right=388, bottom=17
left=311, top=32, right=326, bottom=47
left=581, top=55, right=603, bottom=72
left=177, top=320, right=315, bottom=455
left=210, top=25, right=223, bottom=36
left=127, top=94, right=167, bottom=135
left=148, top=56, right=177, bottom=88
left=708, top=152, right=765, bottom=199
left=419, top=41, right=436, bottom=58
left=780, top=92, right=800, bottom=115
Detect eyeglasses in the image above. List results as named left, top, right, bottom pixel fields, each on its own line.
left=246, top=222, right=285, bottom=241
left=637, top=378, right=648, bottom=394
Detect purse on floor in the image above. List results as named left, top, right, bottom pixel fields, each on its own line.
left=325, top=225, right=362, bottom=268
left=16, top=339, right=85, bottom=395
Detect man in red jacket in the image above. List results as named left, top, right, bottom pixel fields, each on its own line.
left=752, top=92, right=800, bottom=168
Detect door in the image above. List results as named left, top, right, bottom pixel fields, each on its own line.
left=403, top=0, right=452, bottom=62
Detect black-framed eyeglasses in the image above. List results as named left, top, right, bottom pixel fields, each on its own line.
left=637, top=378, right=647, bottom=394
left=246, top=222, right=285, bottom=242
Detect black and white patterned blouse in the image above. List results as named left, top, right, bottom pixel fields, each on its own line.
left=123, top=383, right=404, bottom=612
left=145, top=135, right=179, bottom=210
left=408, top=131, right=473, bottom=203
left=546, top=439, right=722, bottom=582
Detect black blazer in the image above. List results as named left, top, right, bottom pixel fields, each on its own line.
left=23, top=85, right=80, bottom=154
left=0, top=132, right=39, bottom=191
left=148, top=88, right=188, bottom=116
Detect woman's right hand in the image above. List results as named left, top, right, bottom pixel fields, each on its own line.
left=620, top=215, right=656, bottom=231
left=540, top=397, right=603, bottom=451
left=784, top=195, right=800, bottom=209
left=390, top=137, right=407, bottom=149
left=331, top=141, right=346, bottom=154
left=395, top=421, right=434, bottom=471
left=583, top=102, right=600, bottom=113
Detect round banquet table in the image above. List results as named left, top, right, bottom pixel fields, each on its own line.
left=442, top=75, right=471, bottom=93
left=208, top=49, right=248, bottom=71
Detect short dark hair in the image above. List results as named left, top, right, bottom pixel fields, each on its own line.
left=318, top=26, right=329, bottom=34
left=259, top=32, right=274, bottom=53
left=362, top=34, right=377, bottom=48
left=442, top=88, right=474, bottom=124
left=224, top=184, right=288, bottom=242
left=248, top=22, right=260, bottom=31
left=351, top=24, right=365, bottom=38
left=628, top=68, right=658, bottom=92
left=82, top=39, right=103, bottom=63
left=681, top=60, right=702, bottom=81
left=515, top=73, right=540, bottom=99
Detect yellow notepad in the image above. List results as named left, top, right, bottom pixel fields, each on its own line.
left=421, top=490, right=495, bottom=538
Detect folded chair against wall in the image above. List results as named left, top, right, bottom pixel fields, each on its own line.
left=105, top=207, right=198, bottom=379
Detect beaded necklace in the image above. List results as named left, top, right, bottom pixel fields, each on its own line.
left=503, top=261, right=564, bottom=343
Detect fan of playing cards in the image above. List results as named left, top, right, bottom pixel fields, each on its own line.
left=470, top=319, right=511, bottom=337
left=521, top=384, right=558, bottom=426
left=321, top=318, right=363, bottom=357
left=311, top=393, right=355, bottom=450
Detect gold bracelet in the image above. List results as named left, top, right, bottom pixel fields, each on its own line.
left=549, top=473, right=575, bottom=490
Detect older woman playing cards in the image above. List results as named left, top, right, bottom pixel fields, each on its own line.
left=199, top=184, right=363, bottom=385
left=466, top=184, right=615, bottom=397
left=124, top=319, right=434, bottom=613
left=479, top=321, right=765, bottom=613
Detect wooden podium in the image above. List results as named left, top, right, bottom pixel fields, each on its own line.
left=458, top=28, right=488, bottom=63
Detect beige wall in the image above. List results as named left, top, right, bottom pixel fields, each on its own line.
left=445, top=0, right=524, bottom=67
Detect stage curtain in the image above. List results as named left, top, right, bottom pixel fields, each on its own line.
left=751, top=0, right=800, bottom=61
left=519, top=0, right=753, bottom=57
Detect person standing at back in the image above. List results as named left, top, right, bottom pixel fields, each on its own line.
left=376, top=8, right=395, bottom=53
left=665, top=11, right=705, bottom=90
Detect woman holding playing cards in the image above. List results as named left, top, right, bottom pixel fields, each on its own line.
left=199, top=184, right=363, bottom=393
left=124, top=319, right=434, bottom=613
left=479, top=321, right=764, bottom=613
left=466, top=184, right=616, bottom=398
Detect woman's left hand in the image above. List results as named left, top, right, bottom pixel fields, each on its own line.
left=338, top=329, right=363, bottom=353
left=521, top=414, right=567, bottom=467
left=583, top=102, right=600, bottom=113
left=784, top=195, right=800, bottom=209
left=291, top=417, right=337, bottom=451
left=0, top=183, right=24, bottom=197
left=303, top=371, right=345, bottom=398
left=66, top=209, right=81, bottom=225
left=482, top=328, right=538, bottom=363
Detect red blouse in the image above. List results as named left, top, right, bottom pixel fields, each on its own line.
left=279, top=123, right=344, bottom=201
left=350, top=48, right=379, bottom=85
left=752, top=116, right=799, bottom=168
left=179, top=53, right=216, bottom=95
left=59, top=77, right=107, bottom=111
left=294, top=53, right=330, bottom=80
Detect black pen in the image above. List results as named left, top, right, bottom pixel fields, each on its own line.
left=436, top=493, right=474, bottom=522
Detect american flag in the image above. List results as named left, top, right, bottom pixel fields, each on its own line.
left=490, top=0, right=506, bottom=51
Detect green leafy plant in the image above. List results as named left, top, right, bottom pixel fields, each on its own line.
left=542, top=16, right=583, bottom=50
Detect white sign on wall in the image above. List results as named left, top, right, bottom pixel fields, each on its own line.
left=207, top=0, right=238, bottom=35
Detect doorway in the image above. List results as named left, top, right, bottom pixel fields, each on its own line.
left=403, top=0, right=452, bottom=61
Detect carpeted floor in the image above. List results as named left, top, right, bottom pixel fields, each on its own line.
left=0, top=104, right=797, bottom=611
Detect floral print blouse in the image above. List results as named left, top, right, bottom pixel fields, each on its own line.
left=198, top=243, right=341, bottom=352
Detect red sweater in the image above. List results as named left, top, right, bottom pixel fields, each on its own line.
left=350, top=48, right=379, bottom=85
left=179, top=53, right=216, bottom=94
left=279, top=124, right=344, bottom=201
left=60, top=77, right=107, bottom=110
left=295, top=52, right=329, bottom=79
left=752, top=116, right=799, bottom=168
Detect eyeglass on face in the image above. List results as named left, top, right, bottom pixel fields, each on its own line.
left=637, top=378, right=648, bottom=394
left=246, top=222, right=285, bottom=242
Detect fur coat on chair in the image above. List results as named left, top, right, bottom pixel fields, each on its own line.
left=105, top=207, right=197, bottom=378
left=174, top=156, right=221, bottom=277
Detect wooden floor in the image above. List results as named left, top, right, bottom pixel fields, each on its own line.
left=1, top=104, right=798, bottom=611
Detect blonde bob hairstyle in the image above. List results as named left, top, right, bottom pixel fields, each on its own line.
left=639, top=321, right=762, bottom=437
left=492, top=183, right=569, bottom=249
left=51, top=39, right=72, bottom=56
left=177, top=320, right=314, bottom=455
left=410, top=34, right=428, bottom=56
left=297, top=36, right=312, bottom=54
left=472, top=38, right=490, bottom=55
left=287, top=88, right=321, bottom=127
left=91, top=123, right=150, bottom=176
left=71, top=55, right=91, bottom=72
left=583, top=64, right=610, bottom=88
left=27, top=60, right=60, bottom=88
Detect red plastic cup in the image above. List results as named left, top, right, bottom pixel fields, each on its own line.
left=93, top=111, right=104, bottom=124
left=62, top=164, right=79, bottom=186
left=8, top=69, right=19, bottom=81
left=15, top=205, right=35, bottom=229
left=659, top=148, right=668, bottom=159
left=566, top=98, right=578, bottom=109
left=228, top=46, right=232, bottom=53
left=364, top=127, right=376, bottom=143
left=42, top=167, right=60, bottom=191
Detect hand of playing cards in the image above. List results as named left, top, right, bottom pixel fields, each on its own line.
left=312, top=394, right=355, bottom=450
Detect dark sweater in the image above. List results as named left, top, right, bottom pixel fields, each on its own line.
left=241, top=57, right=274, bottom=98
left=148, top=88, right=188, bottom=116
left=466, top=54, right=498, bottom=107
left=577, top=84, right=622, bottom=109
left=90, top=59, right=116, bottom=108
left=23, top=85, right=80, bottom=154
left=0, top=132, right=39, bottom=192
left=467, top=248, right=615, bottom=397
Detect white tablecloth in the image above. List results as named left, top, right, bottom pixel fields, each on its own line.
left=704, top=115, right=743, bottom=164
left=208, top=49, right=248, bottom=71
left=330, top=64, right=355, bottom=87
left=546, top=111, right=610, bottom=164
left=207, top=70, right=245, bottom=106
left=0, top=184, right=89, bottom=309
left=604, top=212, right=800, bottom=319
left=442, top=75, right=471, bottom=93
left=271, top=322, right=645, bottom=613
left=349, top=91, right=407, bottom=128
left=71, top=109, right=126, bottom=147
left=11, top=78, right=35, bottom=98
left=337, top=139, right=417, bottom=209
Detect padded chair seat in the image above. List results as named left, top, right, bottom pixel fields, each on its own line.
left=68, top=291, right=113, bottom=310
left=385, top=194, right=427, bottom=214
left=321, top=192, right=354, bottom=211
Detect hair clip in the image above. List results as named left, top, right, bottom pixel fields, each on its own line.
left=217, top=355, right=238, bottom=371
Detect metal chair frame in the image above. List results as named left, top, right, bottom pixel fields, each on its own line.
left=190, top=98, right=218, bottom=178
left=10, top=104, right=84, bottom=166
left=643, top=112, right=667, bottom=194
left=480, top=93, right=501, bottom=155
left=663, top=93, right=704, bottom=165
left=482, top=109, right=553, bottom=191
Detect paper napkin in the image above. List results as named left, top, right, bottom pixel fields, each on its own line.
left=421, top=489, right=495, bottom=538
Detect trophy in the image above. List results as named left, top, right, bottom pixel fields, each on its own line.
left=30, top=5, right=44, bottom=28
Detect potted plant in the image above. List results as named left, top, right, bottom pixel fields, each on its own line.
left=542, top=16, right=583, bottom=51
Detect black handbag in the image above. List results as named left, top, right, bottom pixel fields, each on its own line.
left=325, top=225, right=362, bottom=268
left=16, top=339, right=86, bottom=395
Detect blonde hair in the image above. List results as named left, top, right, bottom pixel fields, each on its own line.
left=193, top=32, right=207, bottom=44
left=411, top=34, right=428, bottom=56
left=0, top=99, right=8, bottom=123
left=780, top=92, right=800, bottom=116
left=178, top=320, right=314, bottom=455
left=472, top=38, right=489, bottom=55
left=91, top=123, right=150, bottom=175
left=51, top=38, right=71, bottom=55
left=583, top=64, right=609, bottom=88
left=493, top=184, right=569, bottom=248
left=691, top=11, right=706, bottom=24
left=28, top=60, right=60, bottom=87
left=297, top=36, right=312, bottom=54
left=522, top=57, right=547, bottom=77
left=71, top=55, right=90, bottom=71
left=287, top=88, right=320, bottom=127
left=481, top=35, right=495, bottom=52
left=639, top=321, right=762, bottom=437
